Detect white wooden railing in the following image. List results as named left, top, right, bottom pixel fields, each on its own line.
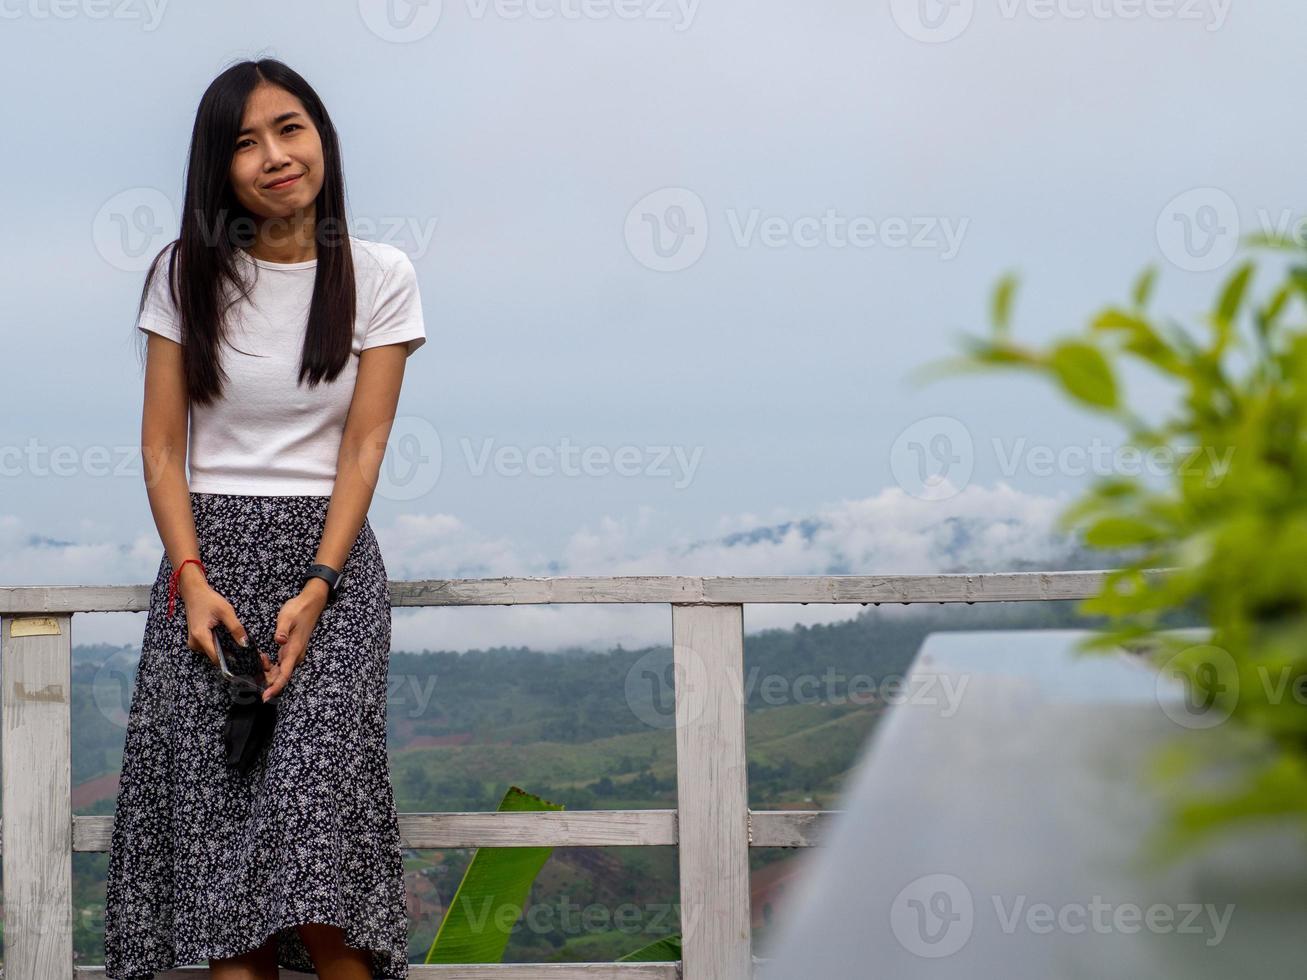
left=0, top=571, right=1124, bottom=979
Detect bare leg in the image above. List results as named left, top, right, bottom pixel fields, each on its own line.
left=297, top=921, right=376, bottom=979
left=209, top=932, right=279, bottom=979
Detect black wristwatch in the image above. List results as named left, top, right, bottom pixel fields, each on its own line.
left=303, top=562, right=344, bottom=605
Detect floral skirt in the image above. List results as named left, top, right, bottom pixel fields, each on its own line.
left=103, top=492, right=409, bottom=978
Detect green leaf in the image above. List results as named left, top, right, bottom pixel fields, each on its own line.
left=1131, top=265, right=1158, bottom=310
left=991, top=273, right=1018, bottom=337
left=424, top=786, right=566, bottom=964
left=617, top=934, right=683, bottom=961
left=1212, top=261, right=1254, bottom=351
left=1092, top=309, right=1150, bottom=335
left=1048, top=340, right=1118, bottom=409
left=1083, top=516, right=1164, bottom=548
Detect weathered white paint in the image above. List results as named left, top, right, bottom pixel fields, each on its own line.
left=672, top=603, right=753, bottom=980
left=3, top=614, right=74, bottom=980
left=0, top=569, right=1161, bottom=613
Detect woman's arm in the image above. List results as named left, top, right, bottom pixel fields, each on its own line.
left=264, top=342, right=410, bottom=695
left=141, top=332, right=251, bottom=657
left=141, top=334, right=201, bottom=585
left=317, top=342, right=410, bottom=580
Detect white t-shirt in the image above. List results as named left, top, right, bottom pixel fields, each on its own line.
left=136, top=236, right=427, bottom=496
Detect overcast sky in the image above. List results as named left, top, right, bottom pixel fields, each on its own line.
left=2, top=1, right=1300, bottom=651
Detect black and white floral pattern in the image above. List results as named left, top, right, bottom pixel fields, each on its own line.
left=104, top=492, right=409, bottom=979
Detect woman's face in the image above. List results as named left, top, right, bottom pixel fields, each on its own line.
left=229, top=83, right=325, bottom=233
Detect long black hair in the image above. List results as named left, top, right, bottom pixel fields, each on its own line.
left=135, top=58, right=356, bottom=405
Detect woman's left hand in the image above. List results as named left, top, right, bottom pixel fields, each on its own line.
left=262, top=581, right=330, bottom=701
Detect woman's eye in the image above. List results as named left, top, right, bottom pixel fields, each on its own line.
left=235, top=124, right=302, bottom=150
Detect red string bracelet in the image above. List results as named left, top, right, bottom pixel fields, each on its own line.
left=167, top=557, right=206, bottom=618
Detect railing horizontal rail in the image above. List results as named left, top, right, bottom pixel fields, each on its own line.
left=72, top=963, right=685, bottom=978
left=0, top=568, right=1162, bottom=614
left=2, top=571, right=1146, bottom=978
left=69, top=809, right=838, bottom=851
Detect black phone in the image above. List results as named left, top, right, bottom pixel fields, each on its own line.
left=210, top=626, right=275, bottom=703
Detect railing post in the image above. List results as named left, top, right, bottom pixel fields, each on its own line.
left=2, top=614, right=74, bottom=979
left=671, top=603, right=752, bottom=980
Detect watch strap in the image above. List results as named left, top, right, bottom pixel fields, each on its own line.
left=304, top=562, right=343, bottom=604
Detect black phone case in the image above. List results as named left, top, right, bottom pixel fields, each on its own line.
left=212, top=625, right=279, bottom=776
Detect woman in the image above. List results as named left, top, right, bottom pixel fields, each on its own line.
left=104, top=58, right=423, bottom=979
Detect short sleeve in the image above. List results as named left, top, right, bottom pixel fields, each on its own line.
left=136, top=245, right=183, bottom=344
left=363, top=249, right=427, bottom=357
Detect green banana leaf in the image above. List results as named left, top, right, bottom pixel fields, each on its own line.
left=424, top=783, right=683, bottom=964
left=616, top=934, right=683, bottom=961
left=424, top=785, right=565, bottom=964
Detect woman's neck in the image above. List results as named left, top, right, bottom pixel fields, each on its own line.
left=243, top=214, right=319, bottom=264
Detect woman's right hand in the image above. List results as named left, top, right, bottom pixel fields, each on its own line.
left=178, top=566, right=251, bottom=667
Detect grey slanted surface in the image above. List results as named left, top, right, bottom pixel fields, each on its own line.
left=755, top=629, right=1307, bottom=980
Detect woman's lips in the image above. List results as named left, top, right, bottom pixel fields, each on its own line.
left=266, top=173, right=303, bottom=191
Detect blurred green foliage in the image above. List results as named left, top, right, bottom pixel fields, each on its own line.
left=919, top=239, right=1307, bottom=860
